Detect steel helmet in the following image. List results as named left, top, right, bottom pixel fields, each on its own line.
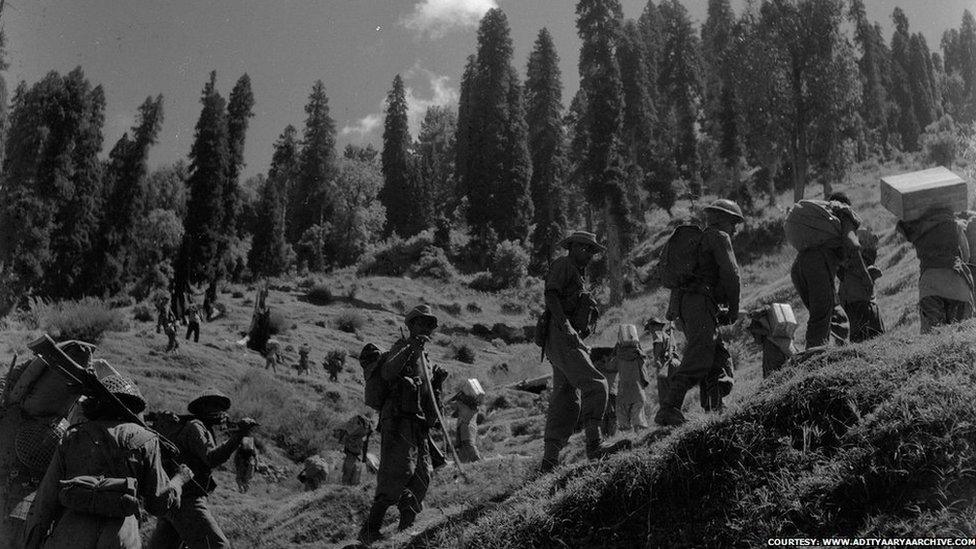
left=704, top=199, right=745, bottom=223
left=100, top=374, right=147, bottom=414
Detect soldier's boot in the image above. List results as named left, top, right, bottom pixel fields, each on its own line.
left=654, top=383, right=688, bottom=426
left=357, top=502, right=388, bottom=545
left=458, top=440, right=482, bottom=463
left=584, top=420, right=633, bottom=461
left=397, top=509, right=417, bottom=531
left=539, top=438, right=565, bottom=473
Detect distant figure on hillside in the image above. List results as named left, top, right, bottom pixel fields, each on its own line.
left=897, top=207, right=974, bottom=333
left=839, top=225, right=885, bottom=343
left=156, top=298, right=174, bottom=334
left=656, top=200, right=743, bottom=427
left=612, top=325, right=649, bottom=433
left=147, top=390, right=257, bottom=549
left=264, top=340, right=280, bottom=374
left=324, top=349, right=345, bottom=382
left=164, top=321, right=180, bottom=353
left=297, top=344, right=311, bottom=376
left=234, top=435, right=260, bottom=493
left=185, top=306, right=202, bottom=343
left=357, top=305, right=448, bottom=545
left=334, top=413, right=372, bottom=485
left=298, top=456, right=330, bottom=491
left=788, top=194, right=863, bottom=349
left=24, top=373, right=191, bottom=549
left=539, top=231, right=631, bottom=473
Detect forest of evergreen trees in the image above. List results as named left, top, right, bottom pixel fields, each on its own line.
left=1, top=0, right=975, bottom=311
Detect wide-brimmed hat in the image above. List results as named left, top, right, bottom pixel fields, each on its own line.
left=557, top=231, right=606, bottom=252
left=188, top=390, right=231, bottom=415
left=704, top=199, right=745, bottom=223
left=405, top=304, right=438, bottom=327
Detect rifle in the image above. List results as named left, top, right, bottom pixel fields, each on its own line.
left=417, top=344, right=469, bottom=482
left=28, top=334, right=181, bottom=459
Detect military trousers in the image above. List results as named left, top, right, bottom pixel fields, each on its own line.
left=919, top=295, right=973, bottom=334
left=147, top=495, right=229, bottom=549
left=342, top=452, right=363, bottom=486
left=543, top=325, right=609, bottom=444
left=373, top=417, right=431, bottom=514
left=669, top=293, right=728, bottom=395
left=792, top=248, right=847, bottom=348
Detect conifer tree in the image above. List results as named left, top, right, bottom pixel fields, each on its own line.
left=177, top=72, right=228, bottom=286
left=960, top=11, right=976, bottom=99
left=249, top=125, right=297, bottom=277
left=92, top=94, right=164, bottom=294
left=850, top=0, right=891, bottom=153
left=577, top=0, right=630, bottom=305
left=379, top=74, right=415, bottom=236
left=463, top=9, right=533, bottom=246
left=288, top=80, right=336, bottom=249
left=891, top=7, right=920, bottom=150
left=416, top=106, right=457, bottom=217
left=525, top=28, right=568, bottom=274
left=701, top=0, right=736, bottom=147
left=455, top=55, right=477, bottom=207
left=908, top=33, right=938, bottom=131
left=637, top=1, right=663, bottom=114
left=659, top=0, right=703, bottom=193
left=216, top=74, right=255, bottom=278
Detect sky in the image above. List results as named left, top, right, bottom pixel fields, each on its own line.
left=4, top=0, right=974, bottom=180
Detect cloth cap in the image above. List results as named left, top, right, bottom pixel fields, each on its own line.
left=188, top=390, right=231, bottom=415
left=405, top=304, right=438, bottom=327
left=100, top=373, right=147, bottom=414
left=617, top=324, right=639, bottom=344
left=557, top=231, right=606, bottom=252
left=704, top=199, right=745, bottom=223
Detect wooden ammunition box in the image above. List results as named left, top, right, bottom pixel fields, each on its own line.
left=767, top=303, right=798, bottom=339
left=880, top=167, right=968, bottom=221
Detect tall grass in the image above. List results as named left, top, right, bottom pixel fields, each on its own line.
left=18, top=297, right=129, bottom=343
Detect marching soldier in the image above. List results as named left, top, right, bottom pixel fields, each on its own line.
left=335, top=413, right=373, bottom=486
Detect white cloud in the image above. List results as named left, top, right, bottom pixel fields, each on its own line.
left=340, top=113, right=382, bottom=140
left=341, top=70, right=459, bottom=143
left=402, top=0, right=498, bottom=38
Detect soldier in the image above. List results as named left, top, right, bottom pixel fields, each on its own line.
left=358, top=305, right=448, bottom=545
left=147, top=390, right=257, bottom=549
left=156, top=298, right=173, bottom=334
left=452, top=384, right=483, bottom=463
left=185, top=306, right=202, bottom=343
left=297, top=344, right=311, bottom=376
left=898, top=206, right=974, bottom=333
left=264, top=340, right=280, bottom=374
left=164, top=320, right=180, bottom=353
left=334, top=413, right=372, bottom=485
left=325, top=349, right=345, bottom=382
left=540, top=231, right=632, bottom=473
left=23, top=372, right=192, bottom=549
left=656, top=200, right=743, bottom=427
left=234, top=435, right=259, bottom=493
left=298, top=456, right=330, bottom=491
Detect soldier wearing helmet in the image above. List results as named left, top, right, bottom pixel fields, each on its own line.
left=23, top=367, right=190, bottom=549
left=655, top=200, right=743, bottom=426
left=148, top=389, right=257, bottom=549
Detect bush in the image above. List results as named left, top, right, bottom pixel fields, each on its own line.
left=921, top=114, right=959, bottom=168
left=455, top=344, right=476, bottom=364
left=469, top=240, right=530, bottom=292
left=412, top=246, right=457, bottom=281
left=467, top=302, right=483, bottom=313
left=500, top=301, right=525, bottom=315
left=232, top=291, right=245, bottom=299
left=267, top=311, right=290, bottom=334
left=357, top=230, right=436, bottom=277
left=336, top=311, right=365, bottom=334
left=133, top=303, right=154, bottom=322
left=439, top=302, right=462, bottom=316
left=305, top=284, right=334, bottom=306
left=23, top=298, right=130, bottom=344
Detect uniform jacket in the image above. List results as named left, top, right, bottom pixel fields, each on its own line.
left=173, top=419, right=239, bottom=498
left=545, top=255, right=598, bottom=337
left=338, top=415, right=372, bottom=456
left=691, top=226, right=741, bottom=313
left=24, top=420, right=177, bottom=549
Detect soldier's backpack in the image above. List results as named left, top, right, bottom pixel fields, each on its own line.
left=359, top=344, right=387, bottom=411
left=784, top=200, right=843, bottom=252
left=652, top=225, right=704, bottom=290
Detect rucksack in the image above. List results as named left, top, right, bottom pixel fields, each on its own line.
left=359, top=344, right=387, bottom=411
left=784, top=200, right=843, bottom=252
left=652, top=225, right=704, bottom=290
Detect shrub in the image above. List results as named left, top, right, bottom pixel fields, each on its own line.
left=267, top=311, right=290, bottom=334
left=439, top=302, right=462, bottom=316
left=412, top=246, right=457, bottom=281
left=500, top=301, right=524, bottom=315
left=357, top=230, right=436, bottom=277
left=921, top=114, right=959, bottom=168
left=469, top=272, right=498, bottom=292
left=305, top=284, right=334, bottom=306
left=336, top=311, right=365, bottom=334
left=232, top=291, right=245, bottom=299
left=107, top=295, right=134, bottom=309
left=24, top=298, right=129, bottom=344
left=467, top=302, right=483, bottom=313
left=133, top=303, right=154, bottom=322
left=455, top=344, right=476, bottom=364
left=469, top=240, right=530, bottom=292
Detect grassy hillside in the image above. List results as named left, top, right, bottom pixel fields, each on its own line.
left=2, top=157, right=973, bottom=548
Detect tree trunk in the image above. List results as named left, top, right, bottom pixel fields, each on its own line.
left=603, top=200, right=623, bottom=307
left=767, top=159, right=778, bottom=207
left=792, top=130, right=808, bottom=203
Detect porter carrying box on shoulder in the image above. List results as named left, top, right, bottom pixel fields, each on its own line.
left=767, top=303, right=798, bottom=339
left=880, top=167, right=968, bottom=221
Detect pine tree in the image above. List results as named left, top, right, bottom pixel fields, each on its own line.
left=637, top=1, right=663, bottom=114
left=577, top=0, right=630, bottom=305
left=525, top=28, right=568, bottom=274
left=700, top=0, right=736, bottom=146
left=214, top=74, right=255, bottom=280
left=960, top=11, right=976, bottom=98
left=177, top=72, right=229, bottom=286
left=659, top=0, right=703, bottom=193
left=249, top=125, right=298, bottom=277
left=463, top=9, right=533, bottom=246
left=908, top=33, right=938, bottom=131
left=455, top=55, right=477, bottom=208
left=0, top=32, right=9, bottom=169
left=379, top=74, right=415, bottom=236
left=416, top=106, right=457, bottom=217
left=91, top=94, right=164, bottom=294
left=891, top=7, right=920, bottom=150
left=850, top=0, right=890, bottom=154
left=289, top=80, right=336, bottom=251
